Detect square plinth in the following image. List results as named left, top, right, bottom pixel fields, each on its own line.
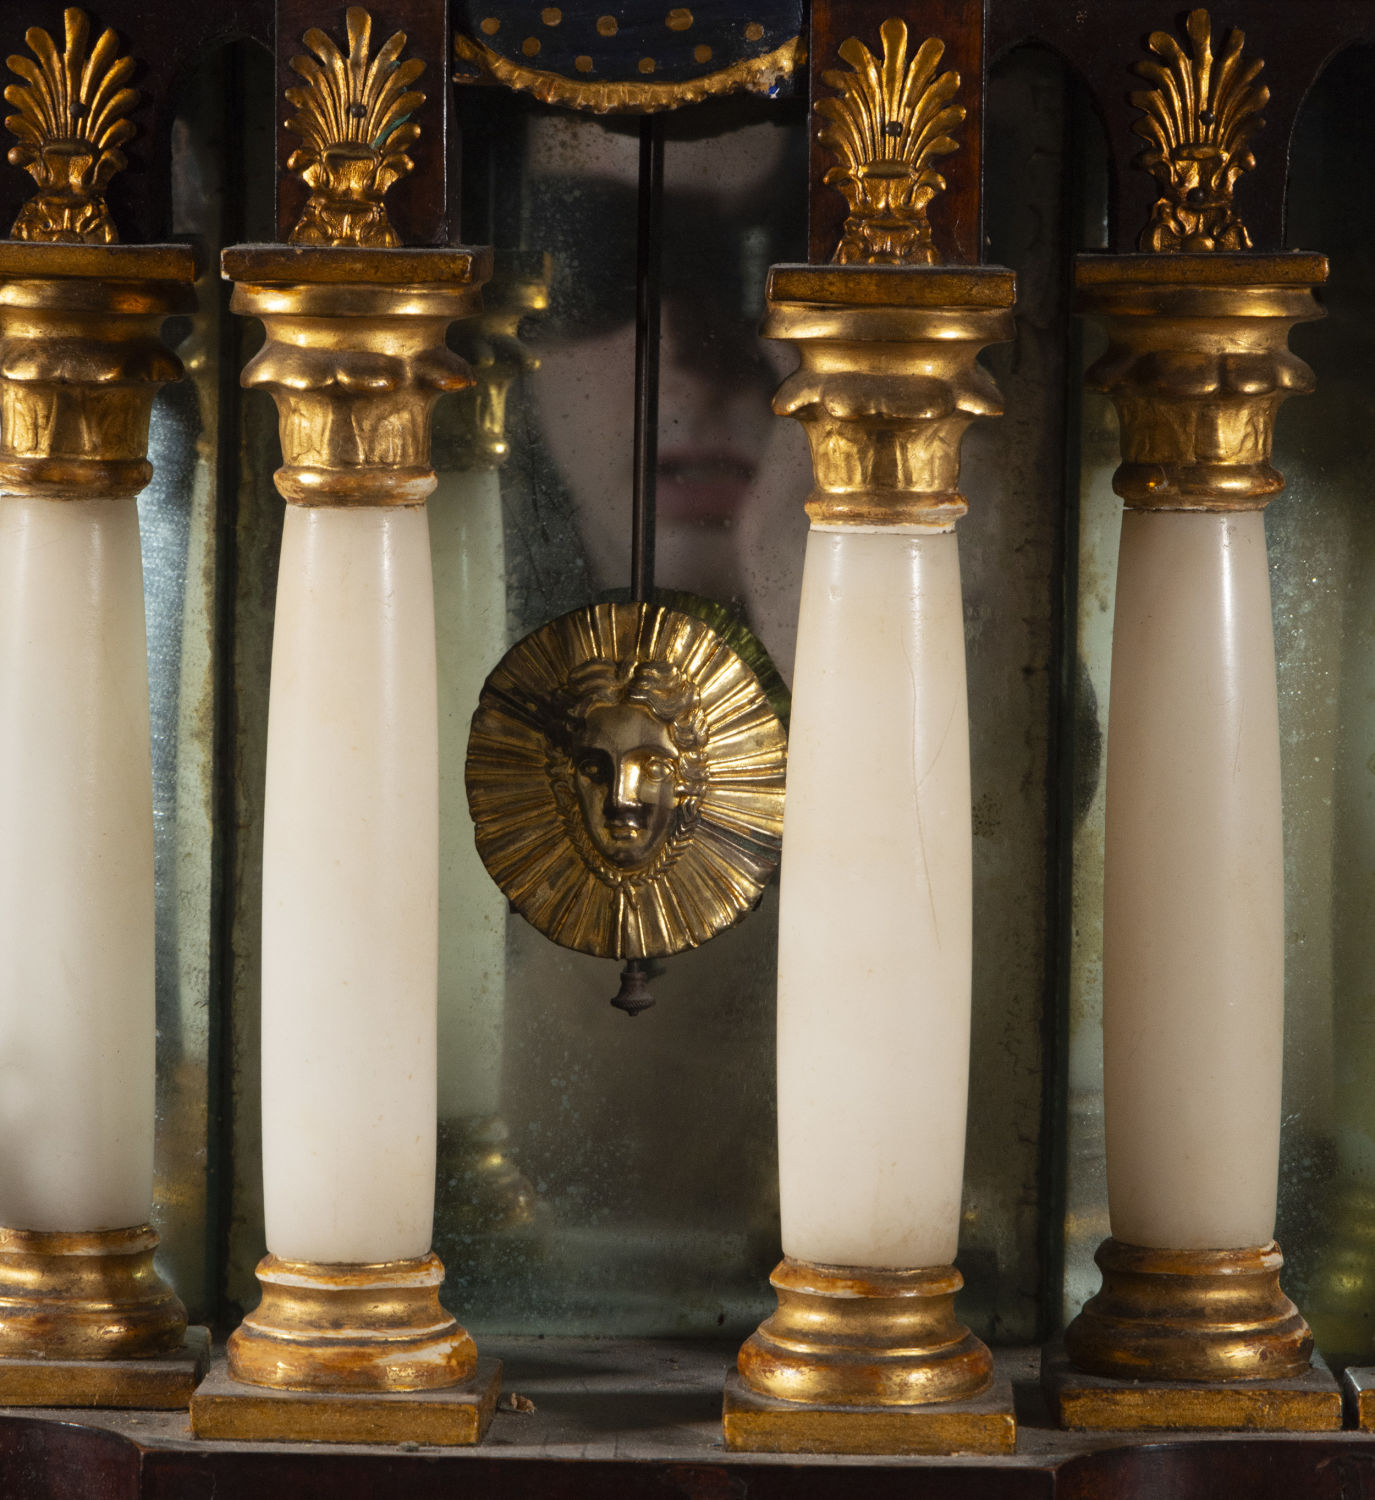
left=0, top=1326, right=210, bottom=1409
left=1043, top=1346, right=1343, bottom=1431
left=721, top=1368, right=1016, bottom=1456
left=1341, top=1366, right=1375, bottom=1428
left=189, top=1356, right=502, bottom=1445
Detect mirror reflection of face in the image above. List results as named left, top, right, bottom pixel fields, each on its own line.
left=572, top=704, right=680, bottom=869
left=523, top=114, right=812, bottom=681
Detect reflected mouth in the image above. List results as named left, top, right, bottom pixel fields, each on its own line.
left=656, top=452, right=755, bottom=523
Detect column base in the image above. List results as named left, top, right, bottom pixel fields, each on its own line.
left=0, top=1325, right=209, bottom=1409
left=436, top=1116, right=537, bottom=1235
left=190, top=1353, right=501, bottom=1445
left=722, top=1364, right=1015, bottom=1455
left=725, top=1258, right=1007, bottom=1453
left=1304, top=1181, right=1375, bottom=1363
left=1340, top=1366, right=1375, bottom=1429
left=226, top=1253, right=479, bottom=1393
left=1044, top=1343, right=1342, bottom=1431
left=1064, top=1238, right=1313, bottom=1382
left=0, top=1225, right=188, bottom=1361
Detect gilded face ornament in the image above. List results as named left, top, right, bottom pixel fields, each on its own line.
left=466, top=602, right=787, bottom=959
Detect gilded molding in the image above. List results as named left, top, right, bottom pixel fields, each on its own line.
left=0, top=241, right=194, bottom=500
left=763, top=264, right=1014, bottom=528
left=817, top=20, right=963, bottom=266
left=1076, top=253, right=1326, bottom=510
left=0, top=1224, right=186, bottom=1361
left=228, top=1253, right=475, bottom=1392
left=736, top=1258, right=992, bottom=1408
left=285, top=7, right=424, bottom=249
left=466, top=600, right=787, bottom=961
left=452, top=31, right=802, bottom=114
left=224, top=247, right=488, bottom=507
left=1065, top=1238, right=1312, bottom=1382
left=1131, top=8, right=1267, bottom=253
left=3, top=7, right=138, bottom=244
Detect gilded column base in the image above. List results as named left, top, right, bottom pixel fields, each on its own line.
left=1340, top=1367, right=1375, bottom=1430
left=723, top=1258, right=1013, bottom=1454
left=1065, top=1238, right=1314, bottom=1384
left=1304, top=1181, right=1375, bottom=1364
left=225, top=1252, right=479, bottom=1393
left=0, top=1224, right=188, bottom=1362
left=191, top=1353, right=502, bottom=1446
left=436, top=1115, right=537, bottom=1236
left=1044, top=1344, right=1342, bottom=1432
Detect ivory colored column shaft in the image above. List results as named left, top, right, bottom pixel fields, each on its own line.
left=0, top=498, right=155, bottom=1231
left=777, top=526, right=971, bottom=1270
left=261, top=505, right=439, bottom=1264
left=431, top=468, right=507, bottom=1120
left=1103, top=509, right=1283, bottom=1249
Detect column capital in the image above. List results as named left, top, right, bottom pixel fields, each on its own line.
left=446, top=250, right=549, bottom=473
left=1076, top=252, right=1327, bottom=511
left=763, top=264, right=1014, bottom=529
left=222, top=245, right=491, bottom=506
left=0, top=243, right=194, bottom=500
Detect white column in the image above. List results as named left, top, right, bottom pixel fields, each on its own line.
left=778, top=525, right=971, bottom=1269
left=1103, top=509, right=1283, bottom=1249
left=260, top=505, right=438, bottom=1265
left=0, top=498, right=155, bottom=1231
left=431, top=468, right=507, bottom=1121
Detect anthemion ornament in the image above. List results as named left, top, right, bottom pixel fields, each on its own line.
left=284, top=6, right=424, bottom=248
left=1131, top=7, right=1267, bottom=253
left=3, top=7, right=138, bottom=243
left=816, top=18, right=964, bottom=266
left=466, top=602, right=787, bottom=961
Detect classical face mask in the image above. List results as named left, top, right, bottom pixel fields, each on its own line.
left=571, top=703, right=681, bottom=869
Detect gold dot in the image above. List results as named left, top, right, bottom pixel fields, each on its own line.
left=693, top=42, right=711, bottom=62
left=541, top=6, right=562, bottom=23
left=522, top=35, right=541, bottom=55
left=744, top=21, right=764, bottom=40
left=666, top=7, right=692, bottom=29
left=596, top=15, right=618, bottom=36
left=480, top=16, right=499, bottom=35
left=638, top=55, right=656, bottom=73
left=574, top=53, right=594, bottom=71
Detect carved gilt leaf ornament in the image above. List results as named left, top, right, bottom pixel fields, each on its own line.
left=285, top=6, right=425, bottom=248
left=4, top=7, right=138, bottom=243
left=816, top=18, right=964, bottom=266
left=1131, top=8, right=1268, bottom=252
left=466, top=602, right=787, bottom=961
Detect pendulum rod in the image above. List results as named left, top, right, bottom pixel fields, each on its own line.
left=630, top=113, right=664, bottom=604
left=612, top=114, right=667, bottom=1014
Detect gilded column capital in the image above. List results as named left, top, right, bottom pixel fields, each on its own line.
left=762, top=264, right=1014, bottom=528
left=1076, top=252, right=1327, bottom=510
left=0, top=242, right=194, bottom=500
left=222, top=246, right=491, bottom=506
left=448, top=250, right=549, bottom=472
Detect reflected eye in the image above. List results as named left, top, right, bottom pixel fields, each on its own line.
left=640, top=756, right=673, bottom=783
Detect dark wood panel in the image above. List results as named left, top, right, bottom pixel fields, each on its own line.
left=0, top=1415, right=139, bottom=1500
left=1059, top=1439, right=1375, bottom=1500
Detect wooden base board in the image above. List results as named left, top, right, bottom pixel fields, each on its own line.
left=1043, top=1345, right=1342, bottom=1431
left=0, top=1326, right=210, bottom=1410
left=189, top=1355, right=501, bottom=1446
left=721, top=1366, right=1016, bottom=1455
